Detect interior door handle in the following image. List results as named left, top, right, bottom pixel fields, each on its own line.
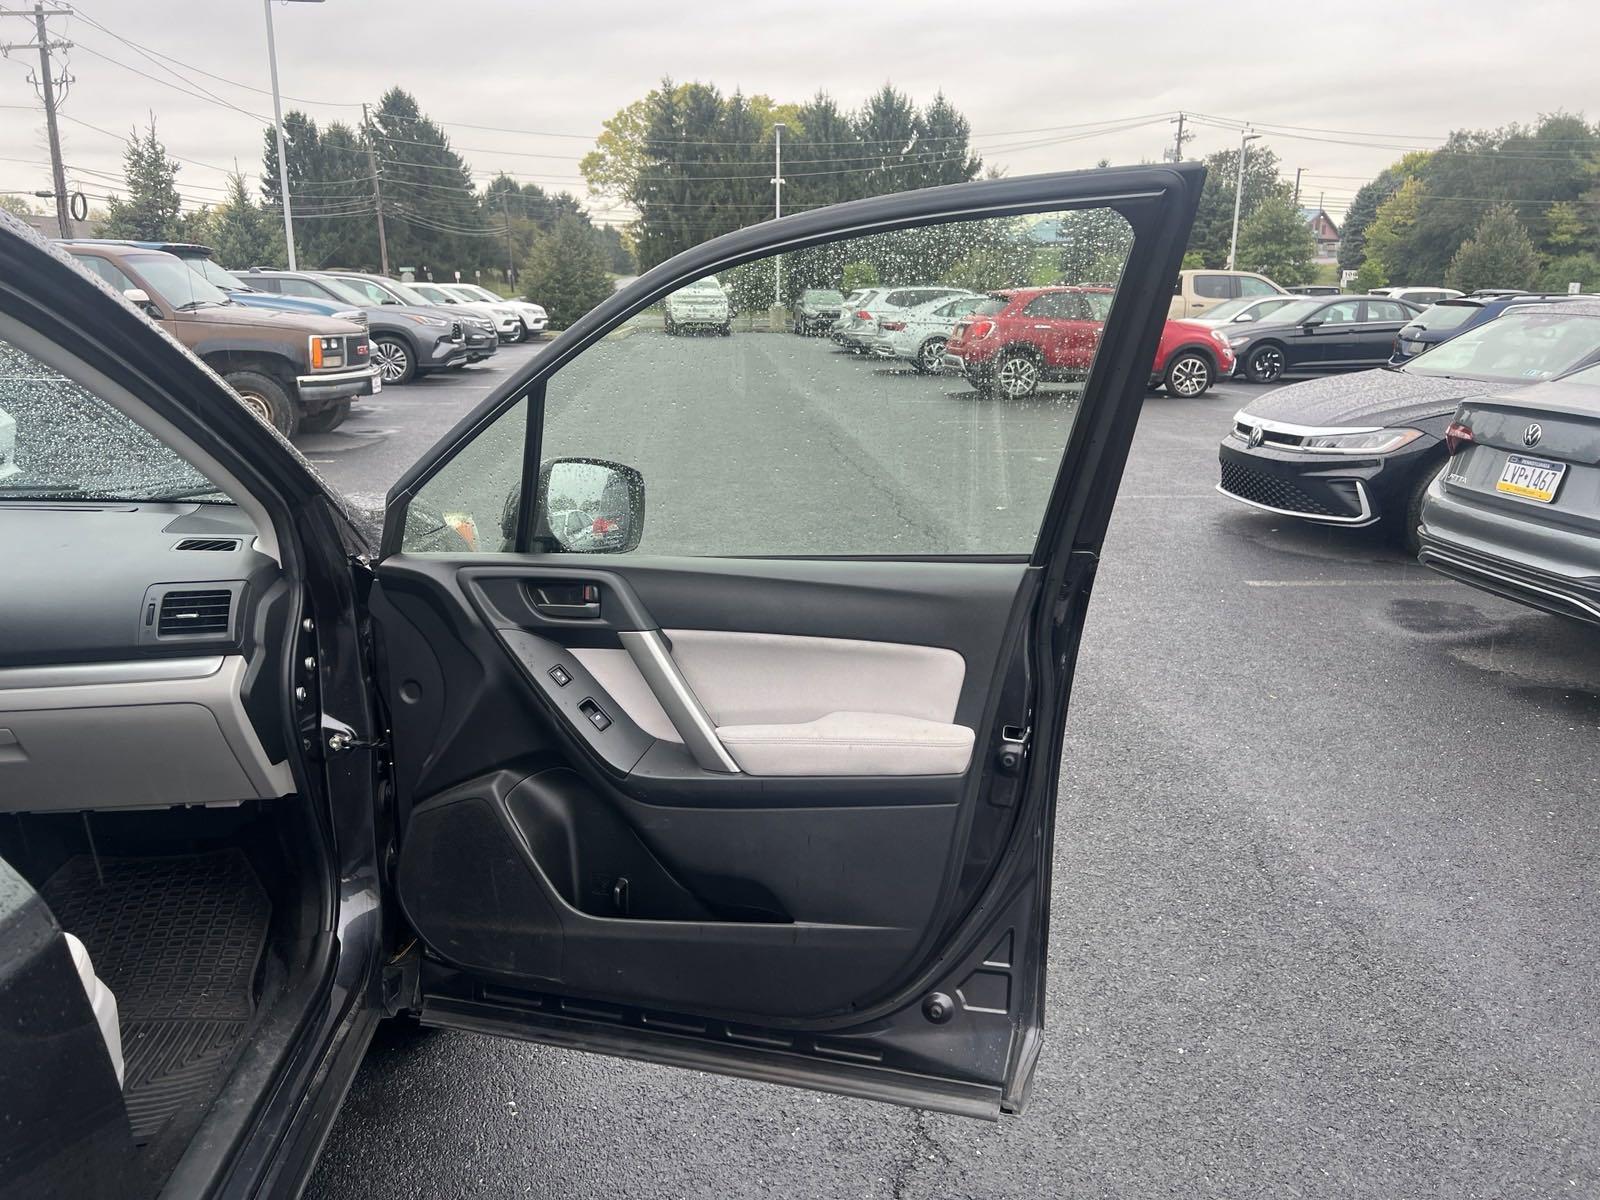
left=530, top=583, right=601, bottom=619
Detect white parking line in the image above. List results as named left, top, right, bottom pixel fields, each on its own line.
left=1244, top=579, right=1457, bottom=588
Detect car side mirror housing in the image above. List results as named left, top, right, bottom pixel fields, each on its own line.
left=122, top=287, right=161, bottom=318
left=531, top=457, right=645, bottom=553
left=1234, top=313, right=1255, bottom=323
left=1300, top=319, right=1323, bottom=331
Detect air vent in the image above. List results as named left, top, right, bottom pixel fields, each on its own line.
left=157, top=589, right=233, bottom=636
left=173, top=538, right=241, bottom=552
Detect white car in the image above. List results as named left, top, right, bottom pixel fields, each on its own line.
left=869, top=293, right=984, bottom=373
left=445, top=283, right=547, bottom=340
left=409, top=282, right=526, bottom=344
left=664, top=277, right=730, bottom=336
left=1371, top=285, right=1464, bottom=308
left=840, top=285, right=970, bottom=353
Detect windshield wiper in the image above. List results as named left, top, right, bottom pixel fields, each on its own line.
left=176, top=299, right=220, bottom=311
left=146, top=484, right=232, bottom=502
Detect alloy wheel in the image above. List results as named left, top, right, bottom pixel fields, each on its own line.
left=373, top=340, right=410, bottom=383
left=1251, top=346, right=1283, bottom=383
left=919, top=338, right=946, bottom=373
left=996, top=354, right=1040, bottom=399
left=1168, top=354, right=1210, bottom=396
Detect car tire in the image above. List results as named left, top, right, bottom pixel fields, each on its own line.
left=719, top=324, right=732, bottom=337
left=914, top=337, right=947, bottom=374
left=994, top=350, right=1041, bottom=399
left=371, top=335, right=416, bottom=386
left=664, top=316, right=676, bottom=336
left=1398, top=457, right=1448, bottom=557
left=1244, top=344, right=1285, bottom=384
left=300, top=399, right=351, bottom=434
left=510, top=320, right=528, bottom=344
left=1163, top=351, right=1214, bottom=397
left=226, top=370, right=298, bottom=439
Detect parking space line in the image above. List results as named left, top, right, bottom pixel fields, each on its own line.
left=1244, top=579, right=1457, bottom=588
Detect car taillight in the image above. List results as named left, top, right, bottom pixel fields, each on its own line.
left=855, top=310, right=871, bottom=320
left=969, top=320, right=995, bottom=339
left=880, top=320, right=905, bottom=332
left=1444, top=420, right=1475, bottom=455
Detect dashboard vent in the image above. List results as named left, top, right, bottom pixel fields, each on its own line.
left=173, top=538, right=241, bottom=552
left=157, top=589, right=233, bottom=636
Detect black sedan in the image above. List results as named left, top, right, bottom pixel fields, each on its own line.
left=1227, top=295, right=1422, bottom=383
left=1218, top=301, right=1600, bottom=552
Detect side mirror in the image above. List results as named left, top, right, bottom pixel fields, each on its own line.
left=1300, top=319, right=1323, bottom=331
left=531, top=457, right=645, bottom=553
left=123, top=287, right=161, bottom=318
left=1234, top=313, right=1255, bottom=323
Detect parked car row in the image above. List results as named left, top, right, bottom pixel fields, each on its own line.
left=810, top=282, right=1237, bottom=399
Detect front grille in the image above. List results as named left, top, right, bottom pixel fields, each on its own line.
left=450, top=321, right=463, bottom=340
left=1219, top=460, right=1339, bottom=516
left=1233, top=420, right=1305, bottom=450
left=346, top=334, right=368, bottom=363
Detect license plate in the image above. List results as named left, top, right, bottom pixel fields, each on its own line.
left=371, top=375, right=382, bottom=394
left=1496, top=453, right=1565, bottom=503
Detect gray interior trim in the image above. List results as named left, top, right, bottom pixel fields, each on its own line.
left=618, top=630, right=740, bottom=773
left=0, top=656, right=225, bottom=691
left=569, top=648, right=681, bottom=743
left=0, top=654, right=293, bottom=810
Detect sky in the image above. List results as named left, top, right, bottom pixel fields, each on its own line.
left=0, top=0, right=1588, bottom=227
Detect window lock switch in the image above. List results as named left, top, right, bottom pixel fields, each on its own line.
left=548, top=664, right=572, bottom=687
left=578, top=698, right=611, bottom=732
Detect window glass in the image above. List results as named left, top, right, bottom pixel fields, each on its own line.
left=336, top=276, right=401, bottom=305
left=1237, top=275, right=1278, bottom=297
left=407, top=397, right=528, bottom=551
left=972, top=296, right=1009, bottom=317
left=70, top=253, right=138, bottom=293
left=277, top=278, right=325, bottom=299
left=1024, top=292, right=1073, bottom=318
left=314, top=276, right=376, bottom=306
left=124, top=254, right=230, bottom=309
left=1406, top=312, right=1600, bottom=383
left=249, top=276, right=283, bottom=293
left=1414, top=302, right=1478, bottom=331
left=1366, top=301, right=1409, bottom=322
left=531, top=207, right=1136, bottom=557
left=0, top=334, right=225, bottom=502
left=1319, top=300, right=1362, bottom=324
left=1194, top=274, right=1232, bottom=299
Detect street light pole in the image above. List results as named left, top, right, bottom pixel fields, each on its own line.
left=1226, top=129, right=1261, bottom=271
left=262, top=0, right=296, bottom=269
left=771, top=121, right=785, bottom=308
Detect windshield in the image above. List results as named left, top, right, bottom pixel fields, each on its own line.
left=0, top=338, right=228, bottom=502
left=312, top=275, right=373, bottom=306
left=455, top=285, right=501, bottom=303
left=1202, top=297, right=1258, bottom=321
left=186, top=256, right=249, bottom=291
left=1255, top=299, right=1326, bottom=326
left=380, top=279, right=435, bottom=306
left=1404, top=311, right=1600, bottom=383
left=130, top=253, right=231, bottom=308
left=410, top=283, right=458, bottom=304
left=1410, top=302, right=1479, bottom=332
left=803, top=290, right=844, bottom=303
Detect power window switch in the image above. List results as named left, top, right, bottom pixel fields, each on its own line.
left=578, top=698, right=611, bottom=732
left=548, top=665, right=572, bottom=688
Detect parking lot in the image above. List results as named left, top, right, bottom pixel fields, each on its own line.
left=299, top=332, right=1600, bottom=1198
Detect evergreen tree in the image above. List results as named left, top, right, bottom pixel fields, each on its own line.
left=521, top=214, right=613, bottom=327
left=1185, top=144, right=1291, bottom=268
left=209, top=171, right=280, bottom=268
left=854, top=85, right=920, bottom=196
left=1445, top=204, right=1540, bottom=292
left=913, top=93, right=981, bottom=189
left=1235, top=195, right=1317, bottom=286
left=368, top=88, right=488, bottom=277
left=101, top=119, right=183, bottom=241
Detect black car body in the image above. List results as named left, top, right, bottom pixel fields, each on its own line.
left=1388, top=293, right=1588, bottom=365
left=1227, top=294, right=1421, bottom=383
left=247, top=269, right=472, bottom=384
left=0, top=165, right=1206, bottom=1198
left=792, top=288, right=845, bottom=334
left=1219, top=301, right=1600, bottom=549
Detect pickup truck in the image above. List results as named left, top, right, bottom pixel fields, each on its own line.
left=61, top=241, right=378, bottom=437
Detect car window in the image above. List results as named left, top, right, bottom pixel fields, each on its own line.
left=1023, top=293, right=1073, bottom=318
left=972, top=296, right=1009, bottom=317
left=313, top=276, right=376, bottom=306
left=123, top=254, right=230, bottom=309
left=275, top=277, right=321, bottom=299
left=1237, top=276, right=1278, bottom=297
left=1413, top=302, right=1479, bottom=331
left=70, top=253, right=139, bottom=294
left=334, top=277, right=397, bottom=305
left=249, top=276, right=282, bottom=293
left=936, top=297, right=980, bottom=319
left=1406, top=311, right=1600, bottom=383
left=1194, top=274, right=1232, bottom=299
left=1079, top=291, right=1114, bottom=320
left=1318, top=300, right=1362, bottom=325
left=404, top=204, right=1137, bottom=556
left=188, top=258, right=246, bottom=290
left=1366, top=301, right=1410, bottom=322
left=0, top=333, right=226, bottom=503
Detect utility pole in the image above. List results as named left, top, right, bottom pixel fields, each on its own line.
left=1293, top=167, right=1303, bottom=206
left=361, top=103, right=389, bottom=275
left=499, top=188, right=516, bottom=289
left=1, top=4, right=73, bottom=237
left=771, top=121, right=785, bottom=308
left=1227, top=129, right=1261, bottom=271
left=1167, top=112, right=1188, bottom=163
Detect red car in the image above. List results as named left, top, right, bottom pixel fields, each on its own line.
left=942, top=285, right=1236, bottom=399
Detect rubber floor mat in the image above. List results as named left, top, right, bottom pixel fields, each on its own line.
left=42, top=850, right=270, bottom=1150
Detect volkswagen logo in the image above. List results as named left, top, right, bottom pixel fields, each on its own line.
left=1523, top=423, right=1543, bottom=447
left=1247, top=425, right=1265, bottom=449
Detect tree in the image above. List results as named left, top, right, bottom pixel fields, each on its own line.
left=1353, top=259, right=1388, bottom=292
left=101, top=118, right=183, bottom=241
left=1363, top=177, right=1425, bottom=283
left=208, top=171, right=279, bottom=268
left=1445, top=204, right=1540, bottom=292
left=1185, top=143, right=1291, bottom=267
left=1544, top=200, right=1594, bottom=254
left=521, top=214, right=613, bottom=327
left=1235, top=195, right=1317, bottom=285
left=1535, top=252, right=1600, bottom=293
left=0, top=195, right=36, bottom=217
left=1337, top=152, right=1429, bottom=271
left=841, top=261, right=879, bottom=291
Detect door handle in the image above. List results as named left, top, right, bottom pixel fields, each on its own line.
left=530, top=582, right=601, bottom=619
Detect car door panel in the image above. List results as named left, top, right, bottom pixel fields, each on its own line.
left=373, top=164, right=1204, bottom=1117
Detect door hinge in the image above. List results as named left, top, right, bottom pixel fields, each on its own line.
left=1052, top=549, right=1100, bottom=624
left=326, top=728, right=389, bottom=754
left=995, top=724, right=1031, bottom=777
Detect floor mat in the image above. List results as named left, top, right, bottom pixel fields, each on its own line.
left=42, top=849, right=270, bottom=1164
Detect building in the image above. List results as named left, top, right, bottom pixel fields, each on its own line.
left=1298, top=207, right=1340, bottom=263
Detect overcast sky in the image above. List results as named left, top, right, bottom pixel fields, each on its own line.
left=1, top=0, right=1585, bottom=224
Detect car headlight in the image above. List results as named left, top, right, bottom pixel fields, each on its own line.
left=1228, top=334, right=1252, bottom=348
left=1209, top=329, right=1233, bottom=347
left=397, top=313, right=449, bottom=329
left=1299, top=428, right=1426, bottom=454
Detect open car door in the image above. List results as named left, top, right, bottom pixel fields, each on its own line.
left=372, top=165, right=1202, bottom=1119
